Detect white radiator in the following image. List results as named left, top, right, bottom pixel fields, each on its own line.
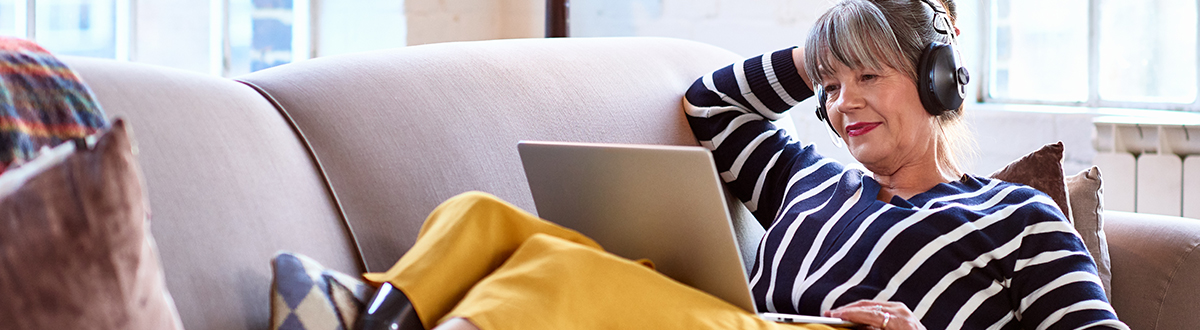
left=1093, top=118, right=1200, bottom=218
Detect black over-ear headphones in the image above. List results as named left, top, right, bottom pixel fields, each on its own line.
left=814, top=0, right=970, bottom=138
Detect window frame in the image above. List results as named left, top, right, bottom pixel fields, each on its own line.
left=979, top=0, right=1200, bottom=112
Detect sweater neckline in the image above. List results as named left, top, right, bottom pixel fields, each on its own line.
left=862, top=174, right=977, bottom=209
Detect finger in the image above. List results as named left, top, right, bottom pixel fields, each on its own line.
left=831, top=300, right=909, bottom=317
left=828, top=305, right=876, bottom=320
left=834, top=299, right=904, bottom=314
left=828, top=308, right=888, bottom=327
left=837, top=299, right=882, bottom=309
left=829, top=303, right=875, bottom=316
left=874, top=302, right=914, bottom=318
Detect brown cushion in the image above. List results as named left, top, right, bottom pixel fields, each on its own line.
left=987, top=142, right=1112, bottom=300
left=0, top=119, right=183, bottom=329
left=988, top=141, right=1071, bottom=217
left=1065, top=166, right=1112, bottom=299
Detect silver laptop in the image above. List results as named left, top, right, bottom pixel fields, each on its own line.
left=517, top=140, right=756, bottom=312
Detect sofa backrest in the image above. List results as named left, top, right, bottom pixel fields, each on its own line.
left=238, top=37, right=749, bottom=272
left=63, top=57, right=363, bottom=330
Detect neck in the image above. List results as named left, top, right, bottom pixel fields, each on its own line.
left=872, top=162, right=956, bottom=202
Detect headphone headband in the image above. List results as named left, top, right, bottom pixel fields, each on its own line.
left=919, top=0, right=956, bottom=43
left=919, top=0, right=947, bottom=14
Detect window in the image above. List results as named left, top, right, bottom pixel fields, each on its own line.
left=3, top=0, right=404, bottom=77
left=0, top=0, right=15, bottom=37
left=2, top=0, right=314, bottom=76
left=0, top=0, right=130, bottom=60
left=216, top=0, right=311, bottom=76
left=985, top=0, right=1199, bottom=111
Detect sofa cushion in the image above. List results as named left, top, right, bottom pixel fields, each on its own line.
left=0, top=119, right=183, bottom=330
left=1065, top=166, right=1111, bottom=299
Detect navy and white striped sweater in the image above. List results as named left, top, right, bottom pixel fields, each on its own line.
left=684, top=48, right=1127, bottom=330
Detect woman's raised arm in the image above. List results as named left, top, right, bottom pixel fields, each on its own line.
left=683, top=47, right=813, bottom=121
left=682, top=47, right=837, bottom=227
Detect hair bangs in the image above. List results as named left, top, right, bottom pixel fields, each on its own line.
left=804, top=0, right=914, bottom=87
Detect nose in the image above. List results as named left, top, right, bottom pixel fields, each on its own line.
left=831, top=84, right=865, bottom=114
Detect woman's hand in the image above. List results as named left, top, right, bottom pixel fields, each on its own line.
left=824, top=300, right=925, bottom=330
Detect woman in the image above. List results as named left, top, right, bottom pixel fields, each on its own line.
left=683, top=0, right=1123, bottom=328
left=363, top=0, right=1126, bottom=329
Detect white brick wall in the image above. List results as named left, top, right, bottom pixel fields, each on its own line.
left=571, top=0, right=828, bottom=57
left=967, top=106, right=1098, bottom=175
left=405, top=0, right=542, bottom=46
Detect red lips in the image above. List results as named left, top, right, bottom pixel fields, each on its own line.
left=845, top=122, right=881, bottom=137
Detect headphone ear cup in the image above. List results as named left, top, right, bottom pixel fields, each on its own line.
left=917, top=42, right=967, bottom=116
left=814, top=88, right=841, bottom=138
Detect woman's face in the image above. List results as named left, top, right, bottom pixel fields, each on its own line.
left=820, top=60, right=939, bottom=176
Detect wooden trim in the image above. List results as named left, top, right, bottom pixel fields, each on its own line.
left=546, top=0, right=568, bottom=37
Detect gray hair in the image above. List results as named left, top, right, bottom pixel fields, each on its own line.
left=804, top=0, right=974, bottom=178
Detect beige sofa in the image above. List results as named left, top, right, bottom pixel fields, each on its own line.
left=62, top=37, right=1199, bottom=330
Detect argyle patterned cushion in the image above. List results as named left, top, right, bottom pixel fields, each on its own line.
left=270, top=252, right=375, bottom=330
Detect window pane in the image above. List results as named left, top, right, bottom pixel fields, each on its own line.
left=990, top=0, right=1088, bottom=102
left=229, top=0, right=294, bottom=76
left=35, top=0, right=115, bottom=58
left=1099, top=0, right=1196, bottom=103
left=0, top=0, right=18, bottom=37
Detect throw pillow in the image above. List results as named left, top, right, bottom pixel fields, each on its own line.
left=0, top=119, right=183, bottom=329
left=0, top=36, right=109, bottom=171
left=988, top=141, right=1071, bottom=218
left=987, top=142, right=1112, bottom=300
left=271, top=251, right=376, bottom=330
left=1065, top=166, right=1112, bottom=300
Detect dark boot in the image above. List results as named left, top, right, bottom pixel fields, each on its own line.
left=355, top=282, right=424, bottom=330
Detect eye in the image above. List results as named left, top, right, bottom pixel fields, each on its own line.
left=861, top=74, right=879, bottom=81
left=823, top=84, right=839, bottom=93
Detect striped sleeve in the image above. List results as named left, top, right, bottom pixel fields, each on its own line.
left=683, top=48, right=826, bottom=226
left=1008, top=202, right=1128, bottom=330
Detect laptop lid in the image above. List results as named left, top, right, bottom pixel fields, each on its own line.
left=518, top=141, right=756, bottom=313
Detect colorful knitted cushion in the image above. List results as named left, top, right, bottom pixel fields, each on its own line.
left=0, top=37, right=108, bottom=172
left=270, top=252, right=376, bottom=330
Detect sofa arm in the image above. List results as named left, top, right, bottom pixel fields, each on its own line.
left=1104, top=210, right=1200, bottom=330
